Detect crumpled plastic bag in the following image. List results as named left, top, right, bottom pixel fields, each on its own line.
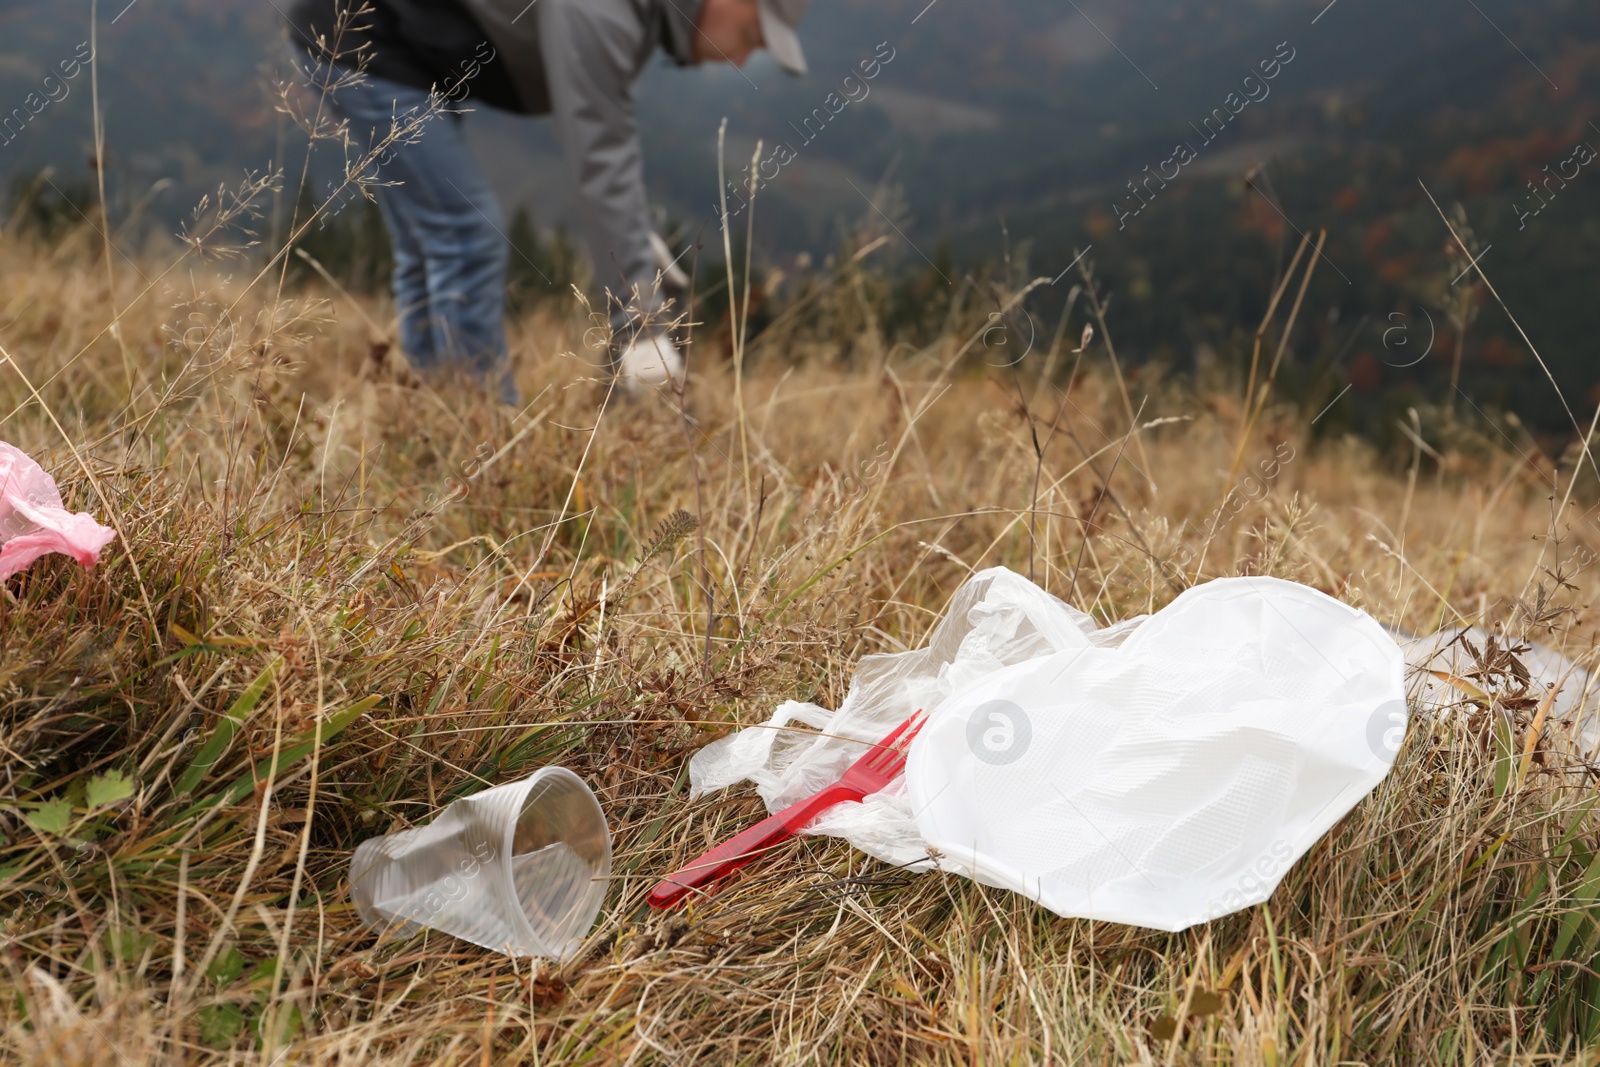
left=0, top=442, right=117, bottom=580
left=689, top=566, right=1597, bottom=930
left=907, top=575, right=1404, bottom=931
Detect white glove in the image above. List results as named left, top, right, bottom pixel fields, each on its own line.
left=616, top=332, right=685, bottom=389
left=649, top=232, right=690, bottom=293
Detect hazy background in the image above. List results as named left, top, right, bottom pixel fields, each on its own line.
left=2, top=0, right=1596, bottom=435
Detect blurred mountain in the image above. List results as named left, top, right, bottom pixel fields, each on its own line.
left=2, top=0, right=1597, bottom=431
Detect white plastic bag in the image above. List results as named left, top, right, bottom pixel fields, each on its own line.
left=908, top=576, right=1404, bottom=931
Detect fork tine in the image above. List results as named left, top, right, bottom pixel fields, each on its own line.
left=871, top=745, right=909, bottom=777
left=868, top=746, right=903, bottom=776
left=866, top=710, right=927, bottom=773
left=901, top=707, right=928, bottom=739
left=874, top=711, right=917, bottom=751
left=858, top=714, right=913, bottom=769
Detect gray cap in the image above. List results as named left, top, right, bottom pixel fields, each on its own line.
left=758, top=0, right=809, bottom=75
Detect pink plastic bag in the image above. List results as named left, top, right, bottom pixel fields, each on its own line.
left=0, top=443, right=117, bottom=580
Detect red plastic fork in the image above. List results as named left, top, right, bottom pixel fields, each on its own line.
left=648, top=710, right=927, bottom=908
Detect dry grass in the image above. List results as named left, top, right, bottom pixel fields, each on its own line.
left=1, top=225, right=1599, bottom=1066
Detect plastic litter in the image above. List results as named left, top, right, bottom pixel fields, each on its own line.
left=908, top=576, right=1404, bottom=931
left=0, top=442, right=116, bottom=580
left=691, top=568, right=1407, bottom=930
left=650, top=710, right=927, bottom=908
left=350, top=767, right=610, bottom=959
left=689, top=568, right=1147, bottom=872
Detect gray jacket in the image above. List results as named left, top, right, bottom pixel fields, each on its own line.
left=462, top=0, right=700, bottom=315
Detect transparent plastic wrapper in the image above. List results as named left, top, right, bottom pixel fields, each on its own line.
left=0, top=442, right=116, bottom=579
left=692, top=568, right=1408, bottom=931
left=350, top=768, right=610, bottom=959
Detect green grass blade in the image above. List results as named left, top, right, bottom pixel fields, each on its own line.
left=1491, top=714, right=1515, bottom=797
left=1531, top=848, right=1600, bottom=1001
left=172, top=657, right=283, bottom=798
left=210, top=694, right=381, bottom=809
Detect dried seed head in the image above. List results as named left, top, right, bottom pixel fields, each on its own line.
left=639, top=509, right=699, bottom=564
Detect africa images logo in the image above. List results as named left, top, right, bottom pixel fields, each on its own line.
left=1366, top=698, right=1408, bottom=763
left=980, top=302, right=1038, bottom=367
left=965, top=699, right=1033, bottom=765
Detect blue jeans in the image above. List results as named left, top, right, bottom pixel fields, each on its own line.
left=294, top=52, right=516, bottom=403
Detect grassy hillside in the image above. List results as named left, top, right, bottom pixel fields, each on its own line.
left=5, top=1, right=1599, bottom=439
left=0, top=215, right=1599, bottom=1062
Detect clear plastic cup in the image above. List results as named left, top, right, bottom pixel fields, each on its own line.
left=349, top=767, right=611, bottom=959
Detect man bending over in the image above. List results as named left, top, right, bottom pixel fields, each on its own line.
left=285, top=0, right=809, bottom=401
